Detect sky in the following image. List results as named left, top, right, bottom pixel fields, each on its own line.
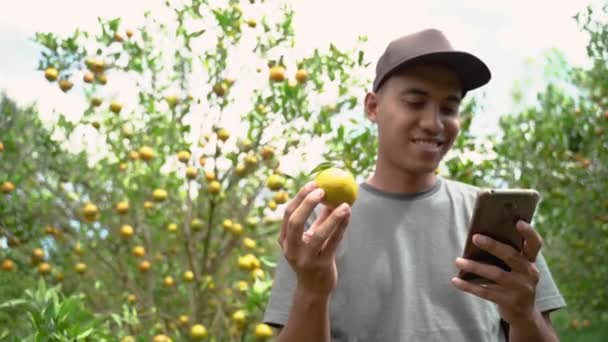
left=0, top=0, right=595, bottom=162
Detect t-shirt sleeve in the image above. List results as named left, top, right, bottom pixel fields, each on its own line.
left=263, top=246, right=297, bottom=327
left=534, top=251, right=567, bottom=313
left=263, top=207, right=319, bottom=327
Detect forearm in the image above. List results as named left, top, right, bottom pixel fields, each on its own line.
left=277, top=286, right=331, bottom=342
left=509, top=310, right=558, bottom=342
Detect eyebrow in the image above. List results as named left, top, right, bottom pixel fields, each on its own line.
left=399, top=87, right=462, bottom=104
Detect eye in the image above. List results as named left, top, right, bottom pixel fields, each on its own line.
left=441, top=106, right=458, bottom=116
left=406, top=101, right=425, bottom=110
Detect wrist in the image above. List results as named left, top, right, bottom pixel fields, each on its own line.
left=295, top=284, right=332, bottom=303
left=509, top=309, right=544, bottom=330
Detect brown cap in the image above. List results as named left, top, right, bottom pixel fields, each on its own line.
left=373, top=28, right=491, bottom=93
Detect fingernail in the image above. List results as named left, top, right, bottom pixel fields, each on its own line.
left=305, top=182, right=317, bottom=191
left=312, top=188, right=324, bottom=199
left=338, top=203, right=350, bottom=215
left=473, top=234, right=489, bottom=245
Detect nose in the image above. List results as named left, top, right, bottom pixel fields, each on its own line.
left=418, top=105, right=443, bottom=134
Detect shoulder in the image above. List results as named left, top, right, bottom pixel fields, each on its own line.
left=440, top=177, right=481, bottom=198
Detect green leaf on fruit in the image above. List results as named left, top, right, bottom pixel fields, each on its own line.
left=308, top=161, right=335, bottom=177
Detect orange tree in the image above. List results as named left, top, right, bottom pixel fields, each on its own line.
left=488, top=2, right=608, bottom=323
left=0, top=0, right=369, bottom=340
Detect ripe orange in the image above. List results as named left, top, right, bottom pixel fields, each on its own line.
left=186, top=166, right=198, bottom=180
left=75, top=262, right=87, bottom=274
left=243, top=237, right=257, bottom=249
left=152, top=189, right=168, bottom=202
left=82, top=203, right=99, bottom=222
left=213, top=82, right=228, bottom=97
left=245, top=154, right=258, bottom=168
left=232, top=310, right=247, bottom=326
left=1, top=259, right=15, bottom=272
left=120, top=224, right=135, bottom=238
left=260, top=146, right=274, bottom=160
left=191, top=219, right=204, bottom=231
left=183, top=270, right=195, bottom=282
left=83, top=71, right=94, bottom=83
left=163, top=276, right=175, bottom=287
left=59, top=79, right=73, bottom=92
left=208, top=181, right=221, bottom=195
left=152, top=334, right=171, bottom=342
left=254, top=323, right=273, bottom=339
left=89, top=59, right=105, bottom=73
left=190, top=324, right=207, bottom=339
left=314, top=167, right=358, bottom=209
left=204, top=170, right=216, bottom=182
left=295, top=69, right=308, bottom=83
left=44, top=67, right=59, bottom=82
left=246, top=19, right=257, bottom=28
left=235, top=164, right=247, bottom=176
left=138, top=260, right=151, bottom=272
left=116, top=201, right=129, bottom=214
left=177, top=150, right=190, bottom=163
left=217, top=128, right=230, bottom=142
left=91, top=97, right=102, bottom=107
left=1, top=181, right=15, bottom=194
left=109, top=101, right=122, bottom=114
left=269, top=66, right=286, bottom=82
left=167, top=223, right=178, bottom=233
left=95, top=73, right=107, bottom=85
left=139, top=146, right=155, bottom=161
left=132, top=246, right=146, bottom=257
left=38, top=262, right=52, bottom=274
left=266, top=174, right=285, bottom=191
left=273, top=191, right=289, bottom=204
left=126, top=294, right=137, bottom=303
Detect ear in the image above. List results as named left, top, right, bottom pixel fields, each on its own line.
left=364, top=92, right=379, bottom=123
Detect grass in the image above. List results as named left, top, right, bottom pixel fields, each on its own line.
left=552, top=309, right=608, bottom=341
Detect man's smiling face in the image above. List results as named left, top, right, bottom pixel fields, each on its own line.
left=366, top=63, right=463, bottom=176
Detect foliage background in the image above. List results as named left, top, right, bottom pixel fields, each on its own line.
left=1, top=0, right=607, bottom=341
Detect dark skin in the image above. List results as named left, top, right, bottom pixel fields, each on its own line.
left=275, top=63, right=559, bottom=341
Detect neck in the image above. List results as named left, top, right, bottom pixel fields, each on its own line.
left=366, top=158, right=438, bottom=194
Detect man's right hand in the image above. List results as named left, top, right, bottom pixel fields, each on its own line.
left=278, top=181, right=352, bottom=297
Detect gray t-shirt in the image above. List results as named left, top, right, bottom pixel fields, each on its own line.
left=264, top=177, right=566, bottom=341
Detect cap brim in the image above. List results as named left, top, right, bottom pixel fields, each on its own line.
left=375, top=51, right=491, bottom=93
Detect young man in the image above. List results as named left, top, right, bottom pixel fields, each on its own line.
left=263, top=28, right=566, bottom=341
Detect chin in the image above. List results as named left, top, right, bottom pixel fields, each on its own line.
left=398, top=160, right=439, bottom=177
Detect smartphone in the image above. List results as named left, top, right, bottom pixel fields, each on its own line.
left=457, top=188, right=541, bottom=284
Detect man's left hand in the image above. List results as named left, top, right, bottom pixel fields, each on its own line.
left=452, top=220, right=543, bottom=326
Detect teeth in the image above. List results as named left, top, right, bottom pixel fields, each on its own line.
left=413, top=139, right=440, bottom=146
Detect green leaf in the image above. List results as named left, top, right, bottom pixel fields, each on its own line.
left=0, top=298, right=28, bottom=309
left=307, top=161, right=335, bottom=177
left=189, top=29, right=206, bottom=38
left=109, top=18, right=121, bottom=32
left=259, top=255, right=277, bottom=268
left=75, top=328, right=94, bottom=340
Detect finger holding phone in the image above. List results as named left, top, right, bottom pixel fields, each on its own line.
left=451, top=189, right=546, bottom=326
left=452, top=220, right=544, bottom=325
